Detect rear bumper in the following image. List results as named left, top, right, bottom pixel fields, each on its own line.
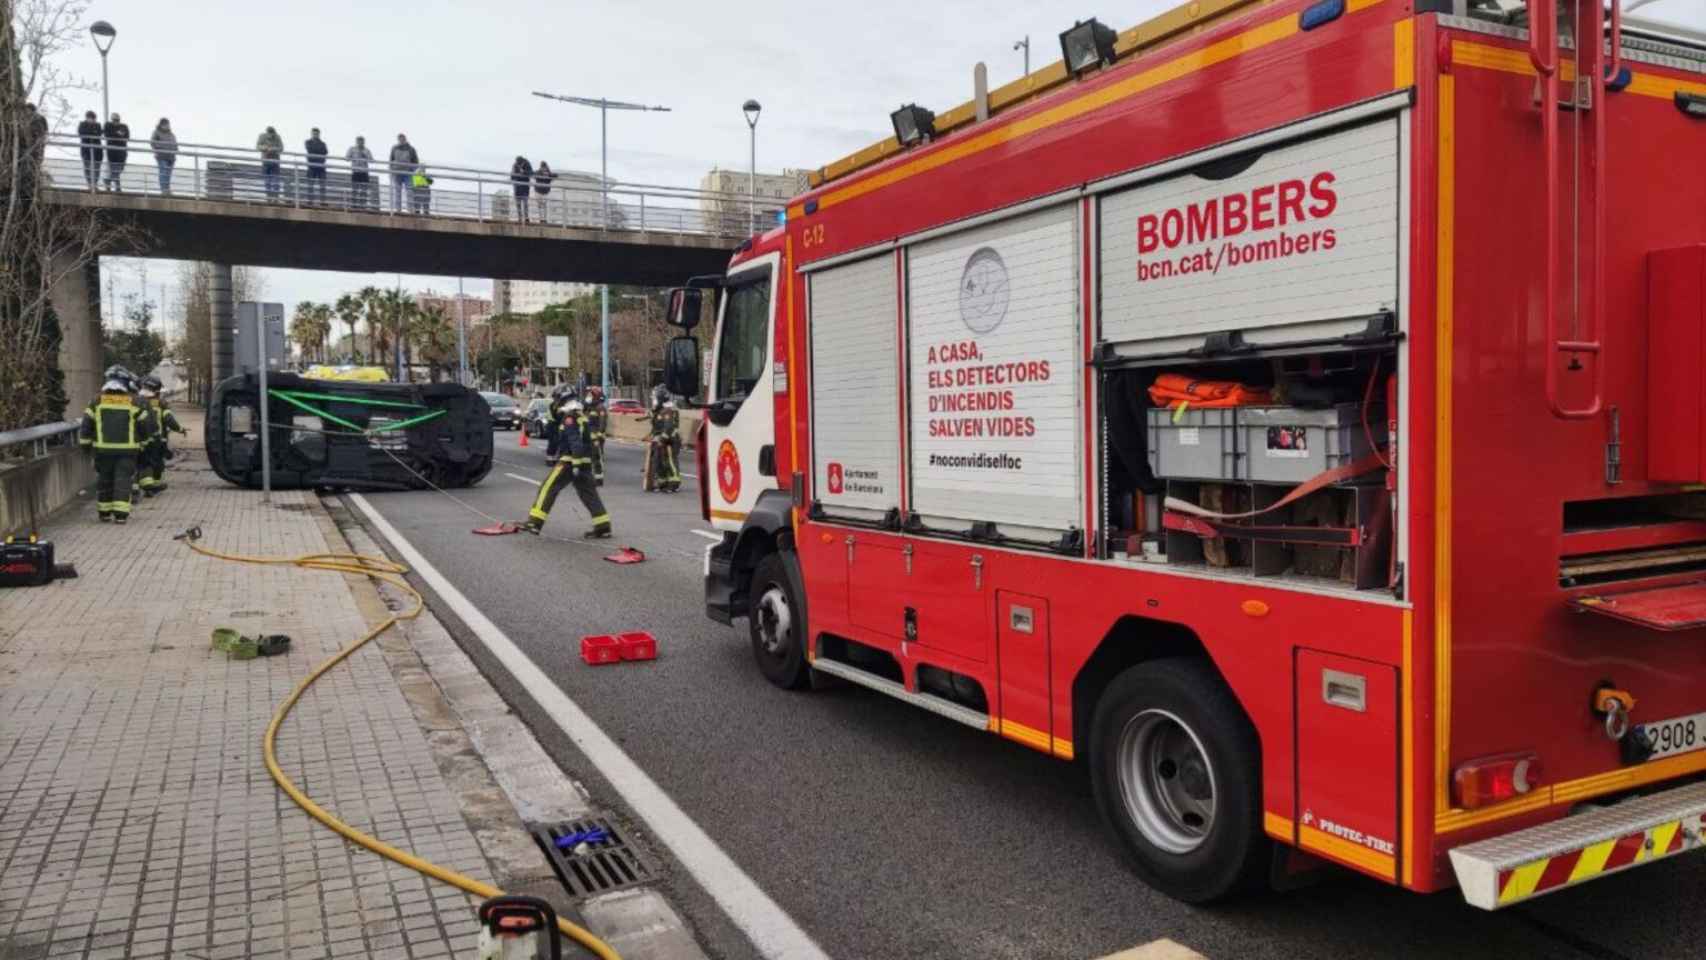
left=1450, top=779, right=1706, bottom=909
left=704, top=532, right=737, bottom=625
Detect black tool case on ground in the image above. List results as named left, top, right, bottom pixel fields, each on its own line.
left=0, top=537, right=54, bottom=587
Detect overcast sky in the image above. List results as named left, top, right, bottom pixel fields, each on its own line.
left=75, top=0, right=1702, bottom=338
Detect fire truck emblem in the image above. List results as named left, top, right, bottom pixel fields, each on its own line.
left=827, top=462, right=845, bottom=495
left=959, top=246, right=1010, bottom=335
left=717, top=440, right=741, bottom=504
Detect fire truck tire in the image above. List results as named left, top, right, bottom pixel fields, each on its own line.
left=1089, top=659, right=1268, bottom=903
left=750, top=552, right=810, bottom=690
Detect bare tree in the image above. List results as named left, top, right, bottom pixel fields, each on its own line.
left=0, top=0, right=137, bottom=428
left=171, top=261, right=262, bottom=405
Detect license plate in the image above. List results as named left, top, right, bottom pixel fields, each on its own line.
left=1635, top=711, right=1706, bottom=761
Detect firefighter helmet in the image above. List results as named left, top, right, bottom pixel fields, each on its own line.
left=102, top=378, right=131, bottom=394
left=141, top=375, right=163, bottom=393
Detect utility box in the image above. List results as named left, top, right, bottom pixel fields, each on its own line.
left=1648, top=245, right=1706, bottom=484
left=1239, top=404, right=1379, bottom=484
left=235, top=302, right=287, bottom=375
left=1147, top=407, right=1240, bottom=480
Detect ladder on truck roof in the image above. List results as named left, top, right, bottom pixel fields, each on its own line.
left=806, top=0, right=1281, bottom=189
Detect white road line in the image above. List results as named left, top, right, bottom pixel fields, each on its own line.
left=505, top=473, right=542, bottom=486
left=349, top=494, right=829, bottom=960
left=690, top=530, right=722, bottom=542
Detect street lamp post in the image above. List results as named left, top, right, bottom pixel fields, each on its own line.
left=531, top=91, right=670, bottom=396
left=90, top=21, right=117, bottom=121
left=743, top=99, right=761, bottom=233
left=1014, top=35, right=1030, bottom=75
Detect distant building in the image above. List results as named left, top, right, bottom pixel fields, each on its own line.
left=414, top=290, right=493, bottom=324
left=492, top=280, right=597, bottom=317
left=700, top=167, right=809, bottom=235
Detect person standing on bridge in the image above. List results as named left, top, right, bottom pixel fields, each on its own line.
left=389, top=134, right=418, bottom=213
left=410, top=166, right=433, bottom=214
left=534, top=161, right=555, bottom=223
left=256, top=125, right=284, bottom=201
left=346, top=136, right=373, bottom=209
left=510, top=156, right=533, bottom=222
left=102, top=113, right=130, bottom=192
left=78, top=110, right=103, bottom=190
left=304, top=127, right=329, bottom=206
left=149, top=118, right=177, bottom=195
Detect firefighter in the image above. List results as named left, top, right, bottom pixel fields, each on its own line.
left=79, top=376, right=154, bottom=523
left=643, top=394, right=682, bottom=493
left=545, top=384, right=572, bottom=458
left=136, top=375, right=185, bottom=495
left=521, top=399, right=612, bottom=538
left=583, top=385, right=608, bottom=485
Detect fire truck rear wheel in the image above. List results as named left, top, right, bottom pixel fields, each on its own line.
left=1089, top=658, right=1268, bottom=903
left=750, top=552, right=809, bottom=690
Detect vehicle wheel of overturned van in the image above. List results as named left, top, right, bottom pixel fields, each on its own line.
left=1090, top=658, right=1268, bottom=903
left=750, top=552, right=810, bottom=689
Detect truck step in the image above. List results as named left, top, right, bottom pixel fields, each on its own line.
left=1449, top=779, right=1706, bottom=909
left=809, top=657, right=990, bottom=732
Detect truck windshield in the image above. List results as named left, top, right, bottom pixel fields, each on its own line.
left=714, top=267, right=772, bottom=402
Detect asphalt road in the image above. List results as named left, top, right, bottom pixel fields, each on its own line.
left=351, top=432, right=1704, bottom=960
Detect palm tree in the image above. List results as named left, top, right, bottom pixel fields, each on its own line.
left=358, top=286, right=384, bottom=368
left=290, top=301, right=321, bottom=364
left=311, top=303, right=335, bottom=363
left=334, top=293, right=363, bottom=363
left=410, top=305, right=458, bottom=382
left=373, top=289, right=411, bottom=380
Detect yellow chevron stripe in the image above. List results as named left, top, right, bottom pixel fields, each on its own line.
left=1570, top=838, right=1617, bottom=883
left=1498, top=860, right=1548, bottom=904
left=1651, top=821, right=1681, bottom=860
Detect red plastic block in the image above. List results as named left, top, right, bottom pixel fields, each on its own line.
left=617, top=631, right=657, bottom=661
left=580, top=634, right=621, bottom=665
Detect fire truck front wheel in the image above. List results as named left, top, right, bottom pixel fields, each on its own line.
left=1090, top=659, right=1268, bottom=903
left=750, top=552, right=810, bottom=690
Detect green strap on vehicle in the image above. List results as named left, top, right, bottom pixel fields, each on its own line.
left=266, top=389, right=447, bottom=435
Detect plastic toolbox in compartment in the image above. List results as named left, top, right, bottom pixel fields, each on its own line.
left=1238, top=404, right=1382, bottom=484
left=1147, top=407, right=1240, bottom=481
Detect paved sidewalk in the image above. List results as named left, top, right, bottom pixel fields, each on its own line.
left=0, top=415, right=501, bottom=959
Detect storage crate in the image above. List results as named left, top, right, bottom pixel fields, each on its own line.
left=580, top=634, right=622, bottom=665
left=617, top=631, right=657, bottom=661
left=1238, top=404, right=1381, bottom=484
left=1146, top=407, right=1239, bottom=481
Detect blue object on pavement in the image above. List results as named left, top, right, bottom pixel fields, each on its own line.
left=553, top=828, right=609, bottom=849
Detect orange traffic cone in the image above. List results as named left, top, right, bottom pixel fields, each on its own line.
left=519, top=428, right=529, bottom=448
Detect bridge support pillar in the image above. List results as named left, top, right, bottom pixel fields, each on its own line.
left=51, top=252, right=103, bottom=419
left=210, top=263, right=235, bottom=386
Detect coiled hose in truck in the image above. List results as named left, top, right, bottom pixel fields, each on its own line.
left=179, top=535, right=620, bottom=960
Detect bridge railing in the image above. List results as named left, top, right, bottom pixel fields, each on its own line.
left=38, top=134, right=778, bottom=239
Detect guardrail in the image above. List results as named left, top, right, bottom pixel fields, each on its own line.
left=37, top=134, right=780, bottom=240
left=0, top=420, right=81, bottom=461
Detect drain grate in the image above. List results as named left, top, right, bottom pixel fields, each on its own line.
left=531, top=815, right=653, bottom=900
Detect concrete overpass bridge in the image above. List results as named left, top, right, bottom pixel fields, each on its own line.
left=38, top=134, right=755, bottom=405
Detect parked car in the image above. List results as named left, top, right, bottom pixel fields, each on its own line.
left=481, top=392, right=521, bottom=430
left=608, top=398, right=645, bottom=415
left=523, top=398, right=553, bottom=438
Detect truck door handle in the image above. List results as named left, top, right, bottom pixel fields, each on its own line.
left=1322, top=669, right=1367, bottom=712
left=970, top=554, right=984, bottom=590
left=903, top=543, right=913, bottom=575
left=845, top=535, right=855, bottom=567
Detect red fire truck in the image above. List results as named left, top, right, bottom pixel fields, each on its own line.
left=662, top=0, right=1706, bottom=908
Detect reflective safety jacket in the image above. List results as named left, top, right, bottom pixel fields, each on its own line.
left=649, top=407, right=679, bottom=438
left=79, top=393, right=153, bottom=452
left=144, top=399, right=182, bottom=444
left=585, top=406, right=607, bottom=440
left=555, top=411, right=596, bottom=464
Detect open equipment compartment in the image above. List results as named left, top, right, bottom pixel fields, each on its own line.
left=1092, top=108, right=1405, bottom=594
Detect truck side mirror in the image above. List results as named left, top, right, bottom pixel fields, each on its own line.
left=666, top=288, right=703, bottom=331
left=663, top=336, right=700, bottom=398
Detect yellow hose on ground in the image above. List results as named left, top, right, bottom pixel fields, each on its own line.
left=183, top=539, right=621, bottom=960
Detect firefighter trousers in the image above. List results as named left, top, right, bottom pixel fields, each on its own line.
left=138, top=442, right=167, bottom=491
left=94, top=452, right=137, bottom=517
left=529, top=458, right=610, bottom=531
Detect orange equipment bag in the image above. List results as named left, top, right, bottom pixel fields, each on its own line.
left=1147, top=374, right=1274, bottom=409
